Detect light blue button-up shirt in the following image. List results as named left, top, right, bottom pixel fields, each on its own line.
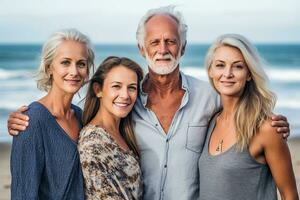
left=133, top=72, right=220, bottom=200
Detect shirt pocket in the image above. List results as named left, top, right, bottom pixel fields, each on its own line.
left=185, top=123, right=208, bottom=153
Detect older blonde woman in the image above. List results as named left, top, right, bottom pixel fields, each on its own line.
left=199, top=34, right=298, bottom=200
left=10, top=29, right=94, bottom=199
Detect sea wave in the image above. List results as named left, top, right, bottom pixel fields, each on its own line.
left=0, top=68, right=34, bottom=79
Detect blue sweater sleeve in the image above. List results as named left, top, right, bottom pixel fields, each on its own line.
left=10, top=111, right=45, bottom=199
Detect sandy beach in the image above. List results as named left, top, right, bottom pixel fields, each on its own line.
left=1, top=138, right=299, bottom=199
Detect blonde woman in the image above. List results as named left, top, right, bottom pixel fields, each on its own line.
left=10, top=29, right=94, bottom=199
left=198, top=34, right=298, bottom=199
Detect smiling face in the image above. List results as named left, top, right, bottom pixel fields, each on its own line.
left=209, top=45, right=251, bottom=98
left=95, top=66, right=138, bottom=119
left=49, top=40, right=88, bottom=95
left=140, top=14, right=183, bottom=75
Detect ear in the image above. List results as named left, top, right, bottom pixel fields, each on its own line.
left=47, top=64, right=53, bottom=76
left=138, top=44, right=146, bottom=58
left=93, top=82, right=102, bottom=98
left=180, top=40, right=187, bottom=56
left=208, top=66, right=214, bottom=78
left=247, top=73, right=252, bottom=81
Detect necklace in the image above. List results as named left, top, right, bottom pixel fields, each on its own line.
left=215, top=140, right=223, bottom=154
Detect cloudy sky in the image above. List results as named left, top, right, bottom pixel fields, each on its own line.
left=0, top=0, right=299, bottom=44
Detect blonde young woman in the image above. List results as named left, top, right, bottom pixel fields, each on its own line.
left=10, top=29, right=94, bottom=199
left=198, top=34, right=298, bottom=200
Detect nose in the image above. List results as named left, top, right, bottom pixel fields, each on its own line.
left=69, top=63, right=79, bottom=76
left=223, top=66, right=233, bottom=78
left=119, top=87, right=129, bottom=99
left=158, top=41, right=168, bottom=54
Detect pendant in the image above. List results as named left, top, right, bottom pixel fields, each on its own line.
left=216, top=140, right=223, bottom=154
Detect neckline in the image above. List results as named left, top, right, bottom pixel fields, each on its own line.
left=86, top=124, right=134, bottom=156
left=34, top=101, right=80, bottom=145
left=206, top=113, right=237, bottom=157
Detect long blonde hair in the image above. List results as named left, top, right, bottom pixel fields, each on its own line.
left=205, top=34, right=276, bottom=150
left=82, top=56, right=144, bottom=156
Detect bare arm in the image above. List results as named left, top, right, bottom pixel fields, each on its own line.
left=261, top=120, right=299, bottom=200
left=7, top=105, right=29, bottom=135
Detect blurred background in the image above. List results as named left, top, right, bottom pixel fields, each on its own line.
left=0, top=0, right=299, bottom=199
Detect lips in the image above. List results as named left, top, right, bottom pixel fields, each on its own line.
left=220, top=81, right=235, bottom=86
left=113, top=102, right=131, bottom=108
left=64, top=79, right=81, bottom=84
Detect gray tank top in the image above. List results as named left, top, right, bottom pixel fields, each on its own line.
left=198, top=113, right=277, bottom=200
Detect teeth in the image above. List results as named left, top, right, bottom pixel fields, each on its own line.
left=114, top=103, right=129, bottom=107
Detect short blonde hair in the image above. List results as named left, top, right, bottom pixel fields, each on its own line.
left=205, top=34, right=276, bottom=150
left=36, top=28, right=94, bottom=92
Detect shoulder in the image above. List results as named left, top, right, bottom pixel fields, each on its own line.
left=12, top=102, right=45, bottom=143
left=257, top=118, right=286, bottom=148
left=78, top=125, right=105, bottom=146
left=184, top=74, right=217, bottom=96
left=182, top=73, right=220, bottom=110
left=23, top=101, right=49, bottom=128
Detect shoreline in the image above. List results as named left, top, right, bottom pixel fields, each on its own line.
left=1, top=138, right=300, bottom=199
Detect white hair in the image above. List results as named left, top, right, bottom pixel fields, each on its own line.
left=136, top=5, right=188, bottom=48
left=36, top=28, right=94, bottom=92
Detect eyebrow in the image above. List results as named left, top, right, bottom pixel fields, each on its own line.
left=232, top=61, right=245, bottom=64
left=61, top=57, right=87, bottom=61
left=110, top=81, right=137, bottom=85
left=215, top=60, right=244, bottom=64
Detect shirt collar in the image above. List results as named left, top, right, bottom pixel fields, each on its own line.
left=139, top=71, right=190, bottom=108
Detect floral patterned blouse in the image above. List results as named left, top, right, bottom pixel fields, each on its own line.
left=78, top=124, right=143, bottom=200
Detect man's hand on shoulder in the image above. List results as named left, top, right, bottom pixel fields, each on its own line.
left=271, top=114, right=290, bottom=139
left=7, top=105, right=29, bottom=136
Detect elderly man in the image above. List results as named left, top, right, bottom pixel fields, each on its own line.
left=132, top=6, right=289, bottom=200
left=133, top=6, right=219, bottom=200
left=8, top=5, right=290, bottom=200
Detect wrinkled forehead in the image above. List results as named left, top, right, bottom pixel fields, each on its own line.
left=144, top=14, right=180, bottom=38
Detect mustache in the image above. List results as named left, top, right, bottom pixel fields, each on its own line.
left=153, top=53, right=175, bottom=60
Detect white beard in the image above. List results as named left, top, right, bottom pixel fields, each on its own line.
left=145, top=52, right=180, bottom=75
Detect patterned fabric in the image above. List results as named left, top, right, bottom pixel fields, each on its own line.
left=78, top=124, right=143, bottom=200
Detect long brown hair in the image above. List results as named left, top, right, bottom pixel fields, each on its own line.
left=82, top=56, right=144, bottom=156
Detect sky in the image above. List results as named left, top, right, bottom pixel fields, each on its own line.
left=0, top=0, right=299, bottom=44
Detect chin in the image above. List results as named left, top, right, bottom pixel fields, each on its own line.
left=63, top=87, right=81, bottom=94
left=115, top=112, right=131, bottom=119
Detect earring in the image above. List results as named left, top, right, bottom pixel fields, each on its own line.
left=97, top=92, right=102, bottom=98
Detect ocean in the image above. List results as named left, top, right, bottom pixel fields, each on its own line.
left=0, top=44, right=299, bottom=141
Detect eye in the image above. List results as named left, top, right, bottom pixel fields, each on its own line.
left=61, top=60, right=70, bottom=66
left=128, top=86, right=137, bottom=92
left=77, top=61, right=87, bottom=68
left=166, top=40, right=177, bottom=45
left=112, top=84, right=121, bottom=89
left=150, top=41, right=159, bottom=46
left=215, top=63, right=224, bottom=68
left=233, top=63, right=245, bottom=69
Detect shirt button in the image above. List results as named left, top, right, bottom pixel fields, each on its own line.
left=164, top=164, right=167, bottom=168
left=155, top=124, right=158, bottom=126
left=166, top=139, right=169, bottom=142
